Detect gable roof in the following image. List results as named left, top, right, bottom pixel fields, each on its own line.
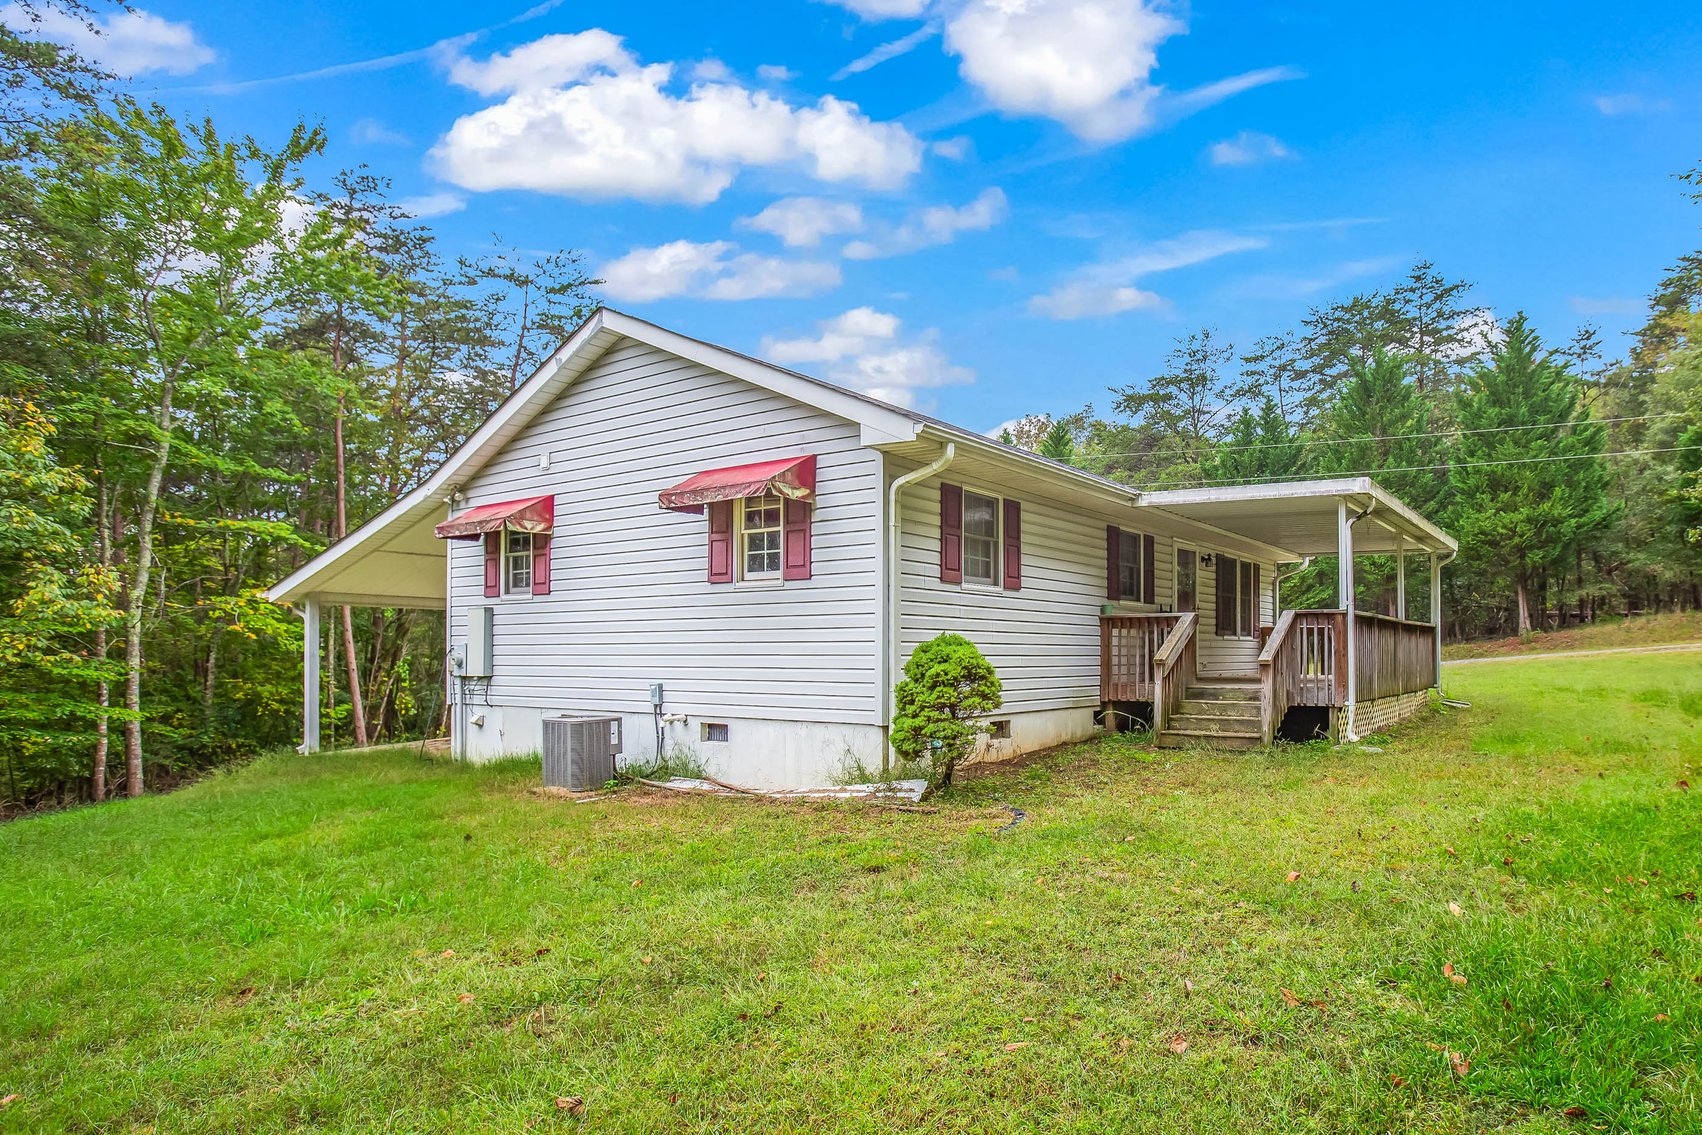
left=265, top=306, right=1450, bottom=606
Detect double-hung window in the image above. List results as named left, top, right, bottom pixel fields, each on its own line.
left=961, top=489, right=1000, bottom=586
left=740, top=494, right=784, bottom=580
left=1117, top=529, right=1141, bottom=600
left=504, top=530, right=534, bottom=594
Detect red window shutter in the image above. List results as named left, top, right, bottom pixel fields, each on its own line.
left=1106, top=525, right=1120, bottom=600
left=1002, top=499, right=1022, bottom=591
left=1142, top=534, right=1156, bottom=604
left=782, top=498, right=812, bottom=581
left=939, top=483, right=962, bottom=583
left=531, top=534, right=551, bottom=596
left=707, top=500, right=734, bottom=584
left=483, top=532, right=500, bottom=598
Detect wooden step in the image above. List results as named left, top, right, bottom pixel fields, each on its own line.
left=1156, top=728, right=1264, bottom=750
left=1163, top=713, right=1262, bottom=736
left=1184, top=686, right=1261, bottom=703
left=1179, top=698, right=1260, bottom=719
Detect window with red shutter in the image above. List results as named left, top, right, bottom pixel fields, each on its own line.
left=1001, top=499, right=1021, bottom=591
left=707, top=501, right=734, bottom=584
left=782, top=498, right=812, bottom=580
left=939, top=483, right=963, bottom=583
left=530, top=534, right=551, bottom=596
left=483, top=532, right=500, bottom=598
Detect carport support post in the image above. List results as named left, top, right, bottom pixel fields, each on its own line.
left=1430, top=553, right=1443, bottom=691
left=1395, top=534, right=1407, bottom=619
left=300, top=596, right=321, bottom=754
left=1338, top=501, right=1356, bottom=739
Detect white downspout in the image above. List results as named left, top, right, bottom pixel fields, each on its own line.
left=1431, top=547, right=1457, bottom=695
left=883, top=442, right=956, bottom=773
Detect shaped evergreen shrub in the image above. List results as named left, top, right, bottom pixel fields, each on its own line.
left=890, top=633, right=1002, bottom=787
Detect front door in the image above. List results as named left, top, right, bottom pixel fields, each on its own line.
left=1175, top=545, right=1197, bottom=614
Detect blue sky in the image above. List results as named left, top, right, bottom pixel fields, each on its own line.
left=28, top=0, right=1702, bottom=432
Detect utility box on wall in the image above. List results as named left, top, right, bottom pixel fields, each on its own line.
left=542, top=715, right=624, bottom=791
left=465, top=605, right=493, bottom=677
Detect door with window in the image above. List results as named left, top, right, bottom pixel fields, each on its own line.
left=1174, top=545, right=1197, bottom=614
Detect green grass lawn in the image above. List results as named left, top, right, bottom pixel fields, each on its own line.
left=2, top=655, right=1700, bottom=1134
left=1443, top=612, right=1702, bottom=660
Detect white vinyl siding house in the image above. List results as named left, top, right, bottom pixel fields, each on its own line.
left=268, top=308, right=1456, bottom=785
left=445, top=335, right=887, bottom=786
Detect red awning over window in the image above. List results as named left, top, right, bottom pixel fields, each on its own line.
left=433, top=495, right=554, bottom=541
left=658, top=454, right=817, bottom=513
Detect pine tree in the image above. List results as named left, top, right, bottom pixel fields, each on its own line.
left=1448, top=315, right=1615, bottom=634
left=1037, top=420, right=1076, bottom=465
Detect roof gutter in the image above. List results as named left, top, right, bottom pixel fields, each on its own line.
left=883, top=442, right=956, bottom=772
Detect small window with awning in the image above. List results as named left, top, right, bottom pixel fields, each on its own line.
left=659, top=455, right=816, bottom=584
left=434, top=495, right=555, bottom=598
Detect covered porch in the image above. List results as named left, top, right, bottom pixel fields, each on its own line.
left=1099, top=478, right=1456, bottom=746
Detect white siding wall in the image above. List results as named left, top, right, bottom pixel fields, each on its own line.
left=895, top=467, right=1277, bottom=717
left=446, top=337, right=884, bottom=781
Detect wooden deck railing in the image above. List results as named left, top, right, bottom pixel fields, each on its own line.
left=1150, top=613, right=1198, bottom=736
left=1352, top=611, right=1439, bottom=701
left=1257, top=609, right=1346, bottom=742
left=1100, top=613, right=1183, bottom=701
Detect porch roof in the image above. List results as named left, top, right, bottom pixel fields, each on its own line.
left=1137, top=478, right=1456, bottom=559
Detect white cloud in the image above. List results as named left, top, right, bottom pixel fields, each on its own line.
left=2, top=4, right=215, bottom=76
left=350, top=118, right=411, bottom=146
left=843, top=187, right=1008, bottom=259
left=825, top=0, right=932, bottom=18
left=930, top=134, right=973, bottom=160
left=756, top=63, right=796, bottom=82
left=394, top=191, right=468, bottom=218
left=1233, top=255, right=1404, bottom=300
left=600, top=239, right=841, bottom=302
left=690, top=58, right=734, bottom=83
left=762, top=306, right=971, bottom=408
left=432, top=30, right=923, bottom=204
left=1028, top=229, right=1267, bottom=319
left=833, top=22, right=940, bottom=79
left=1593, top=93, right=1672, bottom=116
left=941, top=0, right=1297, bottom=142
left=1208, top=130, right=1294, bottom=166
left=740, top=197, right=865, bottom=247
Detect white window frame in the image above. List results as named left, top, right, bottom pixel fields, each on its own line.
left=960, top=488, right=1001, bottom=588
left=739, top=494, right=784, bottom=581
left=503, top=528, right=534, bottom=595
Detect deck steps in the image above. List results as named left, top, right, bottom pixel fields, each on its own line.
left=1157, top=679, right=1264, bottom=749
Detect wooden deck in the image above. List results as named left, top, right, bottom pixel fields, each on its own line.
left=1102, top=610, right=1439, bottom=746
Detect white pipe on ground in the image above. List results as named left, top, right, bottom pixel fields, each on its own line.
left=884, top=443, right=956, bottom=772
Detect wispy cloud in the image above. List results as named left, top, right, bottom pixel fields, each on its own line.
left=1029, top=229, right=1268, bottom=320
left=843, top=187, right=1007, bottom=259
left=1593, top=93, right=1672, bottom=116
left=175, top=0, right=565, bottom=94
left=1207, top=130, right=1294, bottom=167
left=833, top=22, right=940, bottom=80
left=1231, top=255, right=1405, bottom=301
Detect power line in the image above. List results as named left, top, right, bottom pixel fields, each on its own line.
left=1139, top=445, right=1702, bottom=491
left=1077, top=411, right=1683, bottom=461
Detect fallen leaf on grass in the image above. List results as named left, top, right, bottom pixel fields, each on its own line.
left=1281, top=988, right=1301, bottom=1007
left=1003, top=1042, right=1031, bottom=1052
left=1168, top=1034, right=1188, bottom=1054
left=1183, top=978, right=1195, bottom=998
left=1285, top=871, right=1302, bottom=883
left=1563, top=1105, right=1588, bottom=1119
left=630, top=879, right=643, bottom=888
left=1504, top=857, right=1514, bottom=866
left=441, top=949, right=455, bottom=958
left=1447, top=1051, right=1470, bottom=1078
left=555, top=1095, right=585, bottom=1116
left=1389, top=1075, right=1406, bottom=1088
left=1447, top=901, right=1463, bottom=918
left=1445, top=847, right=1457, bottom=856
left=0, top=1094, right=18, bottom=1108
left=640, top=956, right=653, bottom=966
left=763, top=1002, right=782, bottom=1019
left=1678, top=780, right=1690, bottom=791
left=1502, top=998, right=1514, bottom=1012
left=1655, top=1013, right=1669, bottom=1022
left=1443, top=963, right=1468, bottom=986
left=457, top=993, right=474, bottom=1004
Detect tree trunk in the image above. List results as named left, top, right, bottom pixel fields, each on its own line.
left=92, top=475, right=111, bottom=803
left=1515, top=567, right=1533, bottom=637
left=124, top=375, right=178, bottom=797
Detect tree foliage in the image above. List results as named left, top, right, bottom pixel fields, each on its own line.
left=890, top=633, right=1002, bottom=788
